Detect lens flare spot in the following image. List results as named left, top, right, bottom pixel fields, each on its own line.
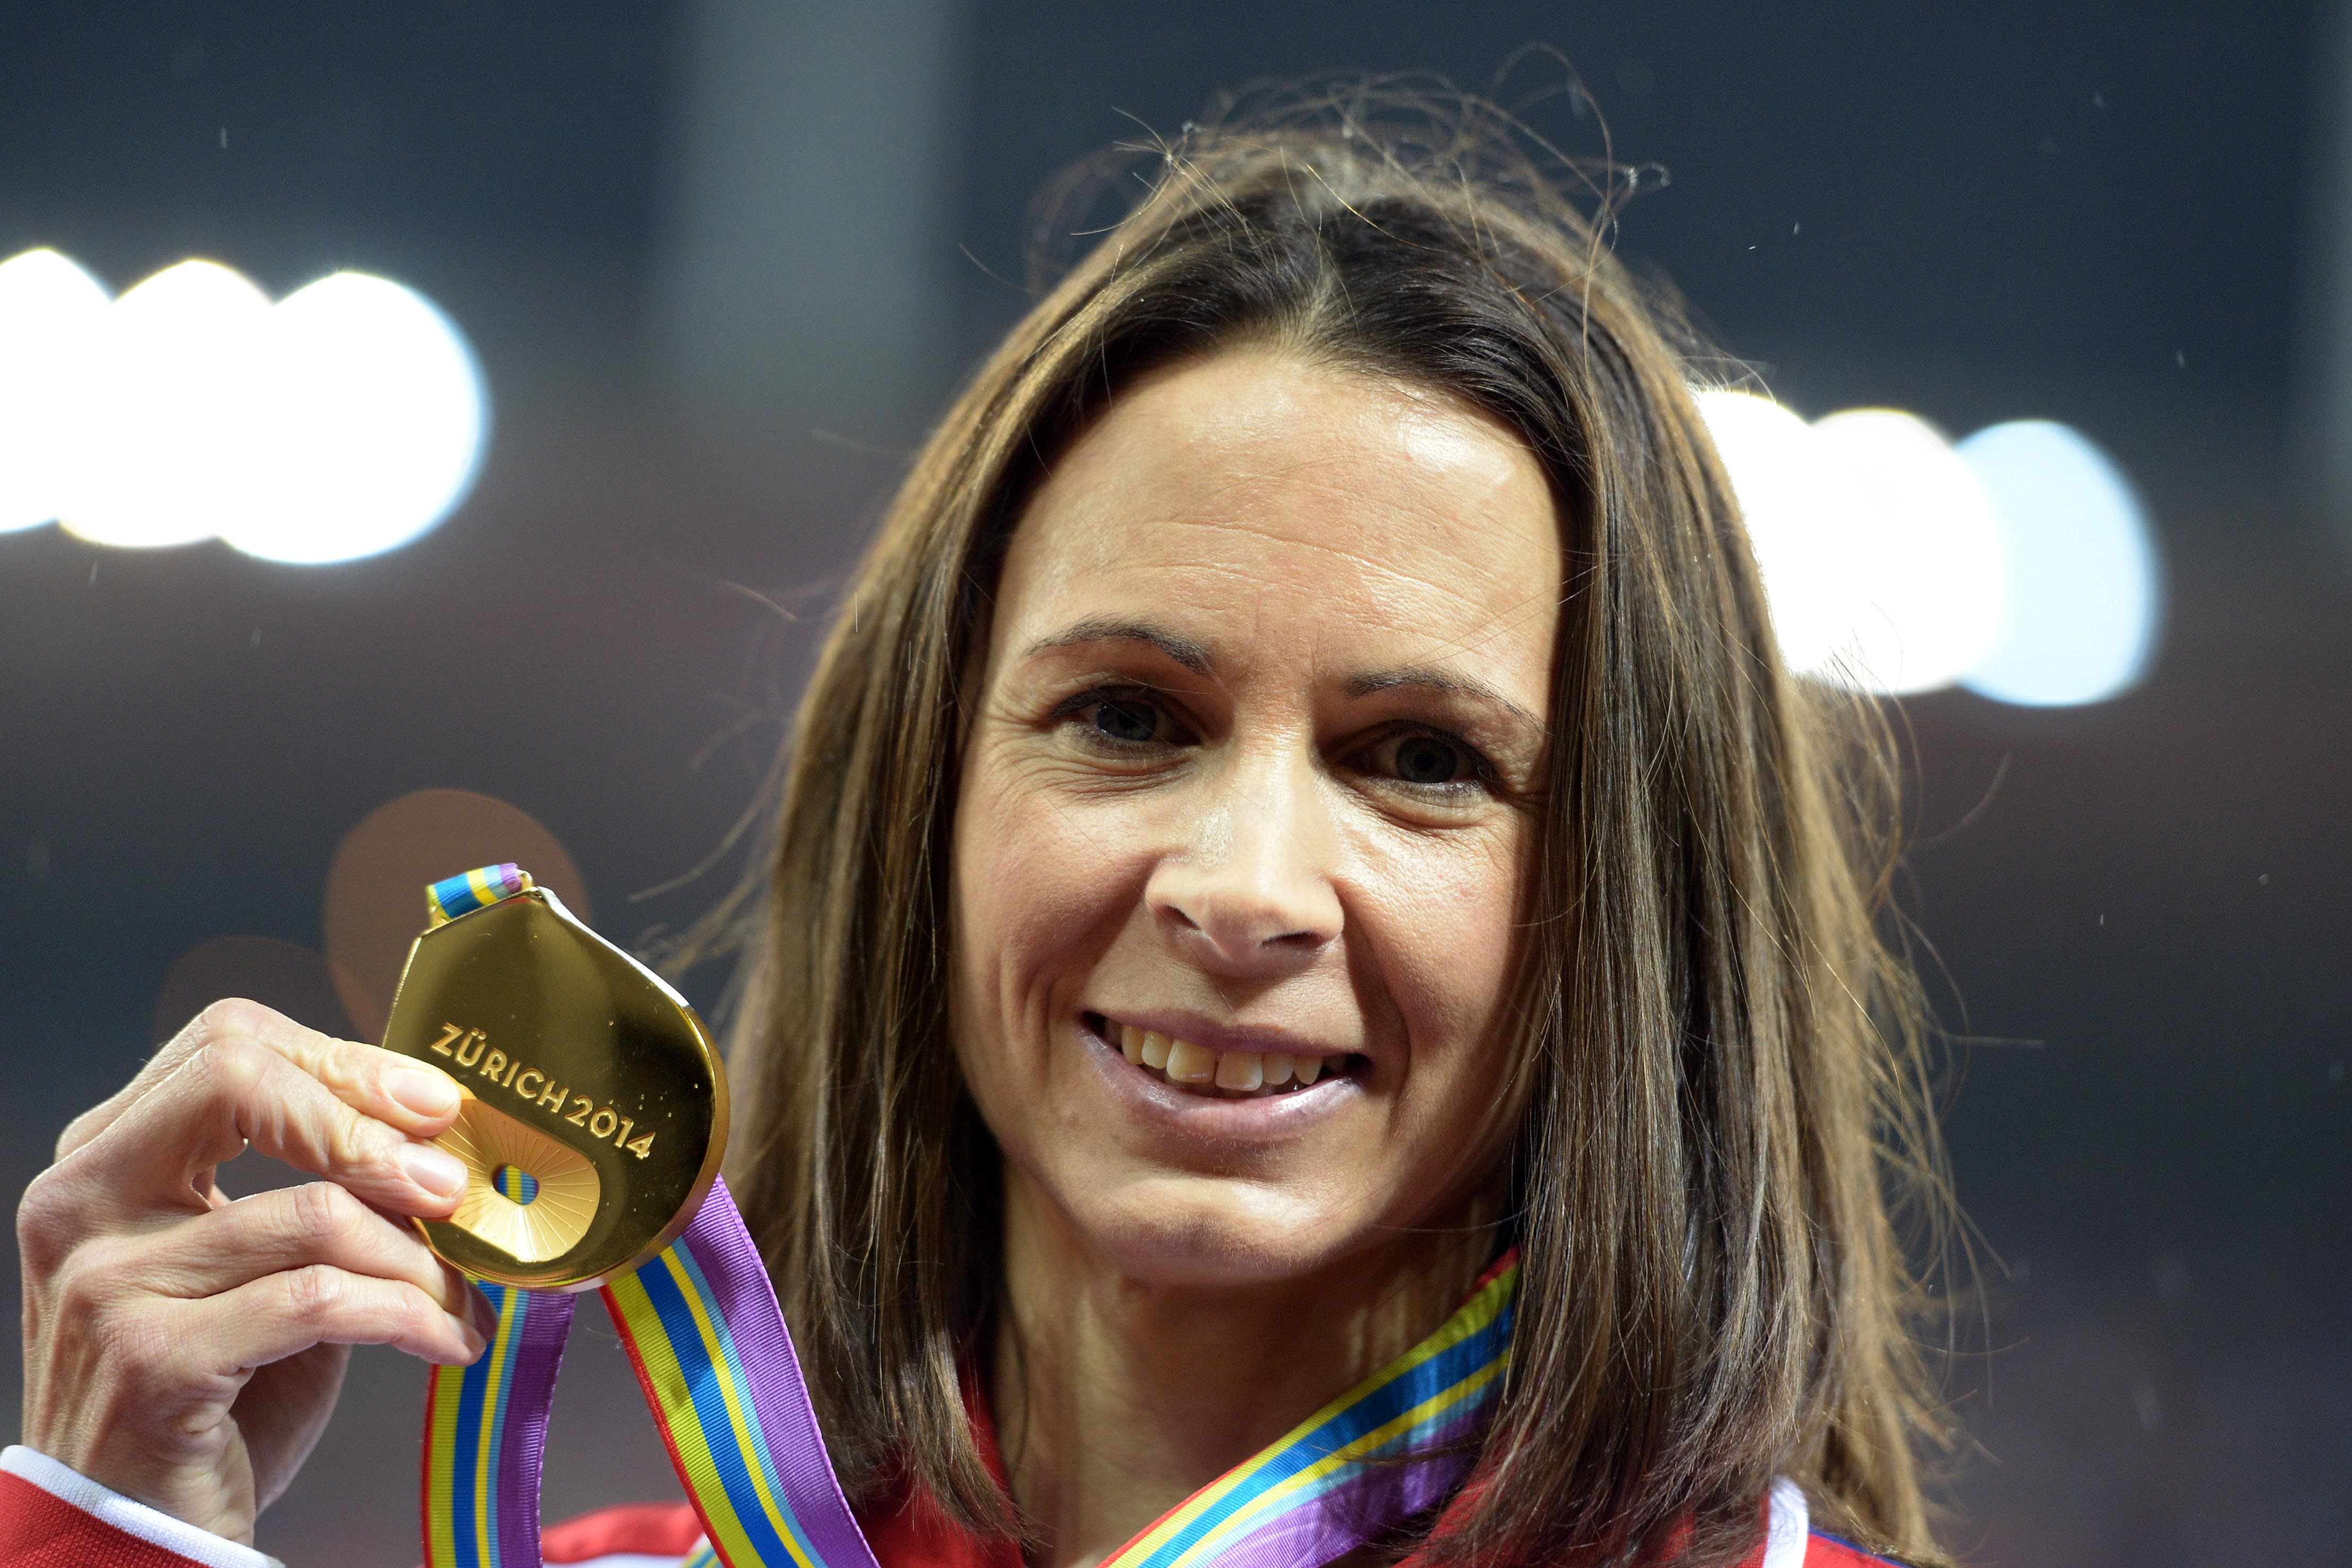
left=325, top=789, right=592, bottom=1040
left=1693, top=388, right=1873, bottom=676
left=0, top=249, right=110, bottom=534
left=1957, top=420, right=2162, bottom=707
left=227, top=271, right=488, bottom=565
left=1810, top=408, right=2009, bottom=695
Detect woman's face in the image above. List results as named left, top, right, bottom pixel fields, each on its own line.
left=950, top=348, right=1561, bottom=1286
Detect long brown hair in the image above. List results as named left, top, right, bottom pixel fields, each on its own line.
left=709, top=83, right=1953, bottom=1568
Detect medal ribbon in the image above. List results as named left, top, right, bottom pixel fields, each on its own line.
left=423, top=1172, right=880, bottom=1568
left=1098, top=1255, right=1516, bottom=1568
left=414, top=868, right=1518, bottom=1568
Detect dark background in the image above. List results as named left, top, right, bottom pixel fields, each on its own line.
left=4, top=2, right=2347, bottom=1563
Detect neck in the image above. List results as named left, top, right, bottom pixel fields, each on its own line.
left=990, top=1173, right=1501, bottom=1568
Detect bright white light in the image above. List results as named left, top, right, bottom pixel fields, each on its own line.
left=1693, top=388, right=1874, bottom=675
left=0, top=249, right=487, bottom=563
left=0, top=250, right=111, bottom=533
left=1957, top=421, right=2161, bottom=706
left=59, top=260, right=274, bottom=549
left=227, top=272, right=488, bottom=565
left=1811, top=408, right=2009, bottom=695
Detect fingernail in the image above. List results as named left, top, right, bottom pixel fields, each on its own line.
left=388, top=1066, right=459, bottom=1119
left=457, top=1318, right=487, bottom=1358
left=399, top=1140, right=468, bottom=1199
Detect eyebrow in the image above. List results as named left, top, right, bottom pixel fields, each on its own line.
left=1023, top=620, right=1540, bottom=731
left=1344, top=666, right=1542, bottom=732
left=1022, top=617, right=1213, bottom=676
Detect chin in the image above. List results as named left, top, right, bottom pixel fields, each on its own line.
left=1062, top=1170, right=1369, bottom=1288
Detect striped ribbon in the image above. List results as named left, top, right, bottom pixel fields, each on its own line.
left=423, top=1203, right=1514, bottom=1568
left=422, top=1176, right=880, bottom=1568
left=1098, top=1256, right=1517, bottom=1568
left=426, top=864, right=531, bottom=927
left=422, top=1169, right=576, bottom=1568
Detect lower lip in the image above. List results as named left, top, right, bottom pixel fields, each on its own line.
left=1075, top=1016, right=1361, bottom=1140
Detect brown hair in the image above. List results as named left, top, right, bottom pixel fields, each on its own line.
left=710, top=83, right=1953, bottom=1568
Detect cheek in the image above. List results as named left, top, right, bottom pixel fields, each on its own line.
left=1353, top=819, right=1526, bottom=1058
left=1351, top=820, right=1533, bottom=1203
left=951, top=749, right=1141, bottom=1064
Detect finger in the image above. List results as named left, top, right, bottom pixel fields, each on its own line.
left=135, top=1182, right=496, bottom=1332
left=56, top=999, right=459, bottom=1162
left=70, top=1030, right=471, bottom=1218
left=227, top=1007, right=464, bottom=1138
left=54, top=1001, right=243, bottom=1162
left=182, top=1264, right=487, bottom=1370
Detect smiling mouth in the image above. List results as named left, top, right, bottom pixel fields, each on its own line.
left=1084, top=1012, right=1360, bottom=1098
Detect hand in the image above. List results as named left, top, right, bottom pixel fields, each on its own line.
left=16, top=998, right=494, bottom=1546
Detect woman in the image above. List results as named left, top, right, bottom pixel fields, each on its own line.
left=9, top=95, right=1950, bottom=1568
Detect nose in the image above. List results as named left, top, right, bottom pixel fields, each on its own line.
left=1144, top=748, right=1343, bottom=973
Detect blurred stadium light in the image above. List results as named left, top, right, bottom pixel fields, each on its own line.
left=1812, top=407, right=2012, bottom=696
left=1959, top=421, right=2162, bottom=707
left=0, top=249, right=109, bottom=535
left=63, top=259, right=275, bottom=550
left=1692, top=388, right=1873, bottom=677
left=231, top=273, right=488, bottom=565
left=0, top=249, right=486, bottom=564
left=1697, top=389, right=2163, bottom=706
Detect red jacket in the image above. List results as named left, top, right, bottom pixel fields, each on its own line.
left=2, top=1430, right=1898, bottom=1568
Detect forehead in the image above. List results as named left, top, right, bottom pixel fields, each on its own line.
left=999, top=351, right=1563, bottom=680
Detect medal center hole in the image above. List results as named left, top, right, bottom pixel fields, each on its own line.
left=492, top=1164, right=541, bottom=1204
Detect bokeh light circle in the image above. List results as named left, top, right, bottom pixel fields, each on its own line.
left=1810, top=408, right=2010, bottom=695
left=226, top=271, right=489, bottom=565
left=1957, top=420, right=2163, bottom=707
left=1693, top=388, right=1873, bottom=676
left=59, top=260, right=275, bottom=549
left=0, top=249, right=110, bottom=534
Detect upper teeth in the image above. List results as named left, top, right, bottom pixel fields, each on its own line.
left=1117, top=1023, right=1333, bottom=1089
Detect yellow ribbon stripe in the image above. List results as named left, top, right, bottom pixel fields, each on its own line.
left=1101, top=1262, right=1517, bottom=1568
left=424, top=1357, right=467, bottom=1567
left=1182, top=1354, right=1508, bottom=1562
left=605, top=1256, right=822, bottom=1568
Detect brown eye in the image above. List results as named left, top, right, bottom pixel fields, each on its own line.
left=1362, top=729, right=1485, bottom=790
left=1087, top=695, right=1169, bottom=744
left=1390, top=734, right=1464, bottom=785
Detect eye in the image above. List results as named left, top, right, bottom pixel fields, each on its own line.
left=1357, top=728, right=1492, bottom=793
left=1058, top=686, right=1191, bottom=749
left=1091, top=696, right=1165, bottom=744
left=1390, top=734, right=1464, bottom=785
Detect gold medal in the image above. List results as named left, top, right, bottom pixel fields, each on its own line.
left=378, top=867, right=728, bottom=1290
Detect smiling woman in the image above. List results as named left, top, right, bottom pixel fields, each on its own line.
left=951, top=354, right=1567, bottom=1554
left=715, top=92, right=1950, bottom=1568
left=7, top=89, right=1949, bottom=1568
left=955, top=355, right=1561, bottom=1490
